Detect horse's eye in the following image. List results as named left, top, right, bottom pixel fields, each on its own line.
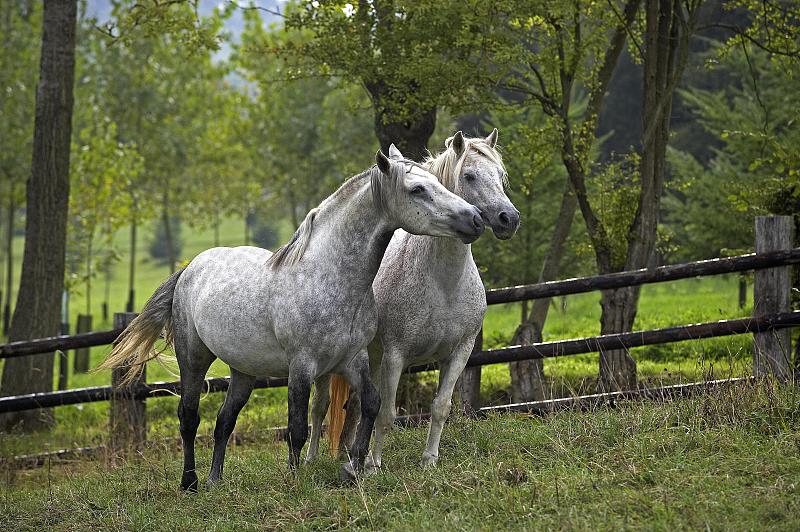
left=464, top=172, right=477, bottom=181
left=410, top=185, right=426, bottom=195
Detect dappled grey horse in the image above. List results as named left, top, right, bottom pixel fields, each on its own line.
left=99, top=147, right=485, bottom=489
left=308, top=129, right=519, bottom=468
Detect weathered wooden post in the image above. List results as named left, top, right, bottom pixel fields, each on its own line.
left=753, top=216, right=793, bottom=381
left=110, top=312, right=146, bottom=452
left=457, top=329, right=482, bottom=414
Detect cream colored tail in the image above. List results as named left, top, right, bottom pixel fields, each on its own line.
left=327, top=375, right=351, bottom=454
left=96, top=268, right=185, bottom=385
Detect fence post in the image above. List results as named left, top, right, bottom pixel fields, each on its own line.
left=753, top=216, right=793, bottom=381
left=110, top=312, right=146, bottom=452
left=458, top=329, right=482, bottom=415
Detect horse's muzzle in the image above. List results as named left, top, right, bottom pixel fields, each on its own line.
left=452, top=207, right=485, bottom=243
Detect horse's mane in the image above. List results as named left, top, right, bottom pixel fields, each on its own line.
left=267, top=163, right=404, bottom=270
left=423, top=136, right=507, bottom=192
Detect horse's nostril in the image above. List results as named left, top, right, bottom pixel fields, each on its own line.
left=472, top=214, right=484, bottom=231
left=499, top=211, right=511, bottom=226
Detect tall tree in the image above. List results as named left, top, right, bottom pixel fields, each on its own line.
left=487, top=0, right=641, bottom=398
left=0, top=0, right=78, bottom=430
left=279, top=1, right=502, bottom=160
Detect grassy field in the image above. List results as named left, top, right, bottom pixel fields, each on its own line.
left=0, top=217, right=758, bottom=457
left=3, top=380, right=799, bottom=530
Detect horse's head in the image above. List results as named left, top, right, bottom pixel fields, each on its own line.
left=373, top=145, right=485, bottom=244
left=445, top=129, right=520, bottom=240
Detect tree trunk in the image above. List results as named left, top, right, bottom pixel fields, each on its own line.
left=85, top=236, right=92, bottom=315
left=598, top=0, right=691, bottom=392
left=738, top=274, right=747, bottom=309
left=162, top=204, right=176, bottom=274
left=244, top=210, right=250, bottom=246
left=126, top=215, right=136, bottom=312
left=3, top=187, right=14, bottom=336
left=510, top=183, right=577, bottom=401
left=597, top=286, right=640, bottom=391
left=0, top=0, right=77, bottom=431
left=369, top=89, right=436, bottom=162
left=213, top=209, right=220, bottom=247
left=103, top=263, right=110, bottom=323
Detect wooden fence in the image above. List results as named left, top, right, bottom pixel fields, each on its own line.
left=0, top=216, right=797, bottom=457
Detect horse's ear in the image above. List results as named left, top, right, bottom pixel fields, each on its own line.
left=376, top=149, right=391, bottom=174
left=486, top=128, right=498, bottom=148
left=388, top=143, right=403, bottom=160
left=450, top=131, right=465, bottom=157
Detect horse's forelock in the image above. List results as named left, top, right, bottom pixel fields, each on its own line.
left=425, top=136, right=507, bottom=191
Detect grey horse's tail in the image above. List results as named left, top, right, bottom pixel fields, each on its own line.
left=97, top=267, right=186, bottom=385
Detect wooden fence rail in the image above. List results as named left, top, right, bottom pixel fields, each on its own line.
left=485, top=248, right=800, bottom=304
left=3, top=247, right=799, bottom=361
left=2, top=311, right=797, bottom=414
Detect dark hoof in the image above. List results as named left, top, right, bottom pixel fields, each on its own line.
left=339, top=462, right=357, bottom=484
left=181, top=472, right=199, bottom=493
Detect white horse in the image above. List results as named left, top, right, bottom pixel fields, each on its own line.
left=308, top=130, right=519, bottom=468
left=99, top=146, right=485, bottom=489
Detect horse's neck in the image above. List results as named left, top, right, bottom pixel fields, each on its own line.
left=310, top=183, right=394, bottom=294
left=415, top=235, right=473, bottom=280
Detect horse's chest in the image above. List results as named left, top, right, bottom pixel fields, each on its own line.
left=381, top=281, right=484, bottom=364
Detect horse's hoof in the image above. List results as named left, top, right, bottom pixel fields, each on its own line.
left=339, top=462, right=357, bottom=484
left=181, top=473, right=199, bottom=492
left=206, top=477, right=221, bottom=489
left=420, top=453, right=438, bottom=468
left=364, top=454, right=381, bottom=475
left=363, top=462, right=379, bottom=477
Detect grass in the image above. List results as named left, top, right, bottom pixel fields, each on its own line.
left=3, top=380, right=800, bottom=530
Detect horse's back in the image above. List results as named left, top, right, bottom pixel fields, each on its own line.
left=175, top=246, right=288, bottom=377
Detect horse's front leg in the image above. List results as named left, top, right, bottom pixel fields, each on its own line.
left=421, top=337, right=475, bottom=467
left=305, top=374, right=331, bottom=464
left=287, top=360, right=314, bottom=469
left=340, top=358, right=380, bottom=482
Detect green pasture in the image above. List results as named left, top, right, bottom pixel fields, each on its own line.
left=4, top=381, right=799, bottom=530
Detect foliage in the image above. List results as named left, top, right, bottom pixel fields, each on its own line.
left=280, top=0, right=506, bottom=122
left=236, top=8, right=376, bottom=226
left=664, top=43, right=800, bottom=260
left=0, top=3, right=41, bottom=203
left=66, top=115, right=141, bottom=310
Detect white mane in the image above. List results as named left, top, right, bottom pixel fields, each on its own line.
left=267, top=164, right=405, bottom=270
left=423, top=136, right=507, bottom=192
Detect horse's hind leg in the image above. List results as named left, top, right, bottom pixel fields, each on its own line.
left=175, top=330, right=215, bottom=492
left=287, top=358, right=314, bottom=469
left=306, top=374, right=331, bottom=464
left=337, top=387, right=360, bottom=461
left=340, top=357, right=380, bottom=482
left=207, top=368, right=256, bottom=486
